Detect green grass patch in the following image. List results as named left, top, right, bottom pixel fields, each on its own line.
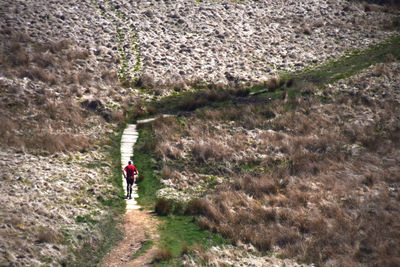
left=133, top=126, right=162, bottom=208
left=255, top=88, right=285, bottom=99
left=288, top=34, right=400, bottom=88
left=75, top=214, right=98, bottom=225
left=98, top=128, right=127, bottom=212
left=156, top=215, right=226, bottom=266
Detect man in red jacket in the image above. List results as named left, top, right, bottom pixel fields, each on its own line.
left=123, top=161, right=138, bottom=199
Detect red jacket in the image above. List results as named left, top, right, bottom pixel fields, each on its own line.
left=124, top=165, right=138, bottom=178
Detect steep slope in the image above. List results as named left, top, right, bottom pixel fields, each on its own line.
left=0, top=0, right=398, bottom=265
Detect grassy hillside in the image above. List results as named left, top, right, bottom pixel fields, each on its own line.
left=134, top=36, right=400, bottom=265
left=1, top=0, right=399, bottom=265
left=0, top=21, right=127, bottom=267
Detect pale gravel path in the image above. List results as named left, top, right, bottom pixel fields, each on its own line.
left=121, top=124, right=140, bottom=210
left=121, top=116, right=172, bottom=210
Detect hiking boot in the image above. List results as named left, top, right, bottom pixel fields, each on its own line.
left=129, top=195, right=132, bottom=199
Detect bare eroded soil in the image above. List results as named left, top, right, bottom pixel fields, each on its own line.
left=102, top=209, right=159, bottom=267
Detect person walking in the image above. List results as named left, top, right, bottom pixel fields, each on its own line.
left=123, top=160, right=138, bottom=199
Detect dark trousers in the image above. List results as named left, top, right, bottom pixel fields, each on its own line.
left=126, top=177, right=134, bottom=196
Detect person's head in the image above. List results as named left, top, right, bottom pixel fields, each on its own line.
left=128, top=160, right=132, bottom=165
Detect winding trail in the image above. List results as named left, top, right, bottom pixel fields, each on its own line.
left=103, top=119, right=160, bottom=267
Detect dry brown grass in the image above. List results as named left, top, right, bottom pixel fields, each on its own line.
left=190, top=140, right=229, bottom=163
left=155, top=198, right=171, bottom=216
left=0, top=85, right=89, bottom=153
left=0, top=114, right=16, bottom=137
left=233, top=174, right=278, bottom=199
left=152, top=62, right=400, bottom=265
left=19, top=67, right=58, bottom=85
left=32, top=52, right=55, bottom=68
left=153, top=248, right=173, bottom=262
left=161, top=165, right=174, bottom=180
left=188, top=244, right=214, bottom=264
left=101, top=70, right=118, bottom=84
left=77, top=69, right=92, bottom=86
left=266, top=76, right=279, bottom=91
left=36, top=227, right=64, bottom=244
left=27, top=133, right=90, bottom=154
left=7, top=49, right=30, bottom=67
left=0, top=29, right=121, bottom=153
left=303, top=26, right=313, bottom=35
left=185, top=199, right=210, bottom=216
left=66, top=48, right=90, bottom=61
left=153, top=117, right=180, bottom=141
left=0, top=30, right=93, bottom=88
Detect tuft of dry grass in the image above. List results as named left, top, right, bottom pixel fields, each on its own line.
left=181, top=242, right=189, bottom=255
left=155, top=198, right=171, bottom=216
left=374, top=63, right=390, bottom=76
left=266, top=76, right=279, bottom=91
left=190, top=140, right=229, bottom=163
left=153, top=248, right=173, bottom=262
left=28, top=133, right=90, bottom=154
left=36, top=227, right=63, bottom=244
left=185, top=199, right=210, bottom=216
left=77, top=70, right=92, bottom=86
left=161, top=165, right=173, bottom=180
left=303, top=26, right=313, bottom=35
left=136, top=174, right=145, bottom=183
left=233, top=174, right=278, bottom=199
left=7, top=50, right=30, bottom=67
left=32, top=52, right=55, bottom=68
left=18, top=67, right=56, bottom=85
left=101, top=70, right=118, bottom=84
left=44, top=40, right=71, bottom=54
left=66, top=48, right=90, bottom=61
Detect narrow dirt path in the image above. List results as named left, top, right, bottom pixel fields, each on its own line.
left=102, top=120, right=161, bottom=266
left=102, top=208, right=159, bottom=266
